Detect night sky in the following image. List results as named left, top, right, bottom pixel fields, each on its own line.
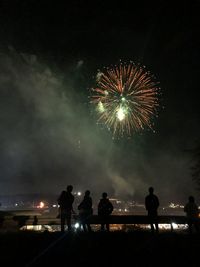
left=0, top=0, right=200, bottom=204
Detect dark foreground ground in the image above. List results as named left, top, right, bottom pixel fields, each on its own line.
left=0, top=230, right=199, bottom=267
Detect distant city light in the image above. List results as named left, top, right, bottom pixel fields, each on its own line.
left=77, top=192, right=81, bottom=196
left=74, top=222, right=80, bottom=229
left=169, top=203, right=180, bottom=209
left=172, top=222, right=178, bottom=229
left=37, top=201, right=45, bottom=208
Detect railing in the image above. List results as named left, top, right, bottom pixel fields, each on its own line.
left=0, top=213, right=195, bottom=231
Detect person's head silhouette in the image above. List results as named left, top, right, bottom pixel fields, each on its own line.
left=67, top=185, right=73, bottom=193
left=189, top=196, right=195, bottom=203
left=85, top=190, right=90, bottom=197
left=102, top=192, right=108, bottom=199
left=149, top=187, right=154, bottom=194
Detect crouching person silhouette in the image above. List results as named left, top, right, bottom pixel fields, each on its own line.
left=98, top=192, right=113, bottom=231
left=78, top=190, right=93, bottom=232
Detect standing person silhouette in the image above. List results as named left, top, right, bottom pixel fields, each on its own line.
left=98, top=192, right=113, bottom=231
left=145, top=187, right=159, bottom=233
left=78, top=190, right=93, bottom=232
left=184, top=196, right=200, bottom=234
left=58, top=185, right=74, bottom=232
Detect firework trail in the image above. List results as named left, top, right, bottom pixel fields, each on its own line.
left=90, top=61, right=160, bottom=136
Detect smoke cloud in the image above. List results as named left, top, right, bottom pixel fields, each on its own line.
left=0, top=48, right=197, bottom=203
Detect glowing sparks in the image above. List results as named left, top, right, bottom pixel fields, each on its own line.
left=117, top=106, right=126, bottom=121
left=97, top=101, right=105, bottom=113
left=90, top=61, right=160, bottom=136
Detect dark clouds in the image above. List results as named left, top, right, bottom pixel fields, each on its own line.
left=0, top=1, right=200, bottom=203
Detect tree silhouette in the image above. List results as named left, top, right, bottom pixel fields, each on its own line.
left=190, top=143, right=200, bottom=190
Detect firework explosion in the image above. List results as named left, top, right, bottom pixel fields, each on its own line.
left=90, top=62, right=160, bottom=136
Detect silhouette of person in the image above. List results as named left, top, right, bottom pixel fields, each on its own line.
left=184, top=196, right=200, bottom=234
left=98, top=192, right=113, bottom=231
left=33, top=215, right=38, bottom=225
left=145, top=187, right=159, bottom=233
left=78, top=190, right=93, bottom=232
left=33, top=215, right=38, bottom=230
left=58, top=185, right=74, bottom=232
